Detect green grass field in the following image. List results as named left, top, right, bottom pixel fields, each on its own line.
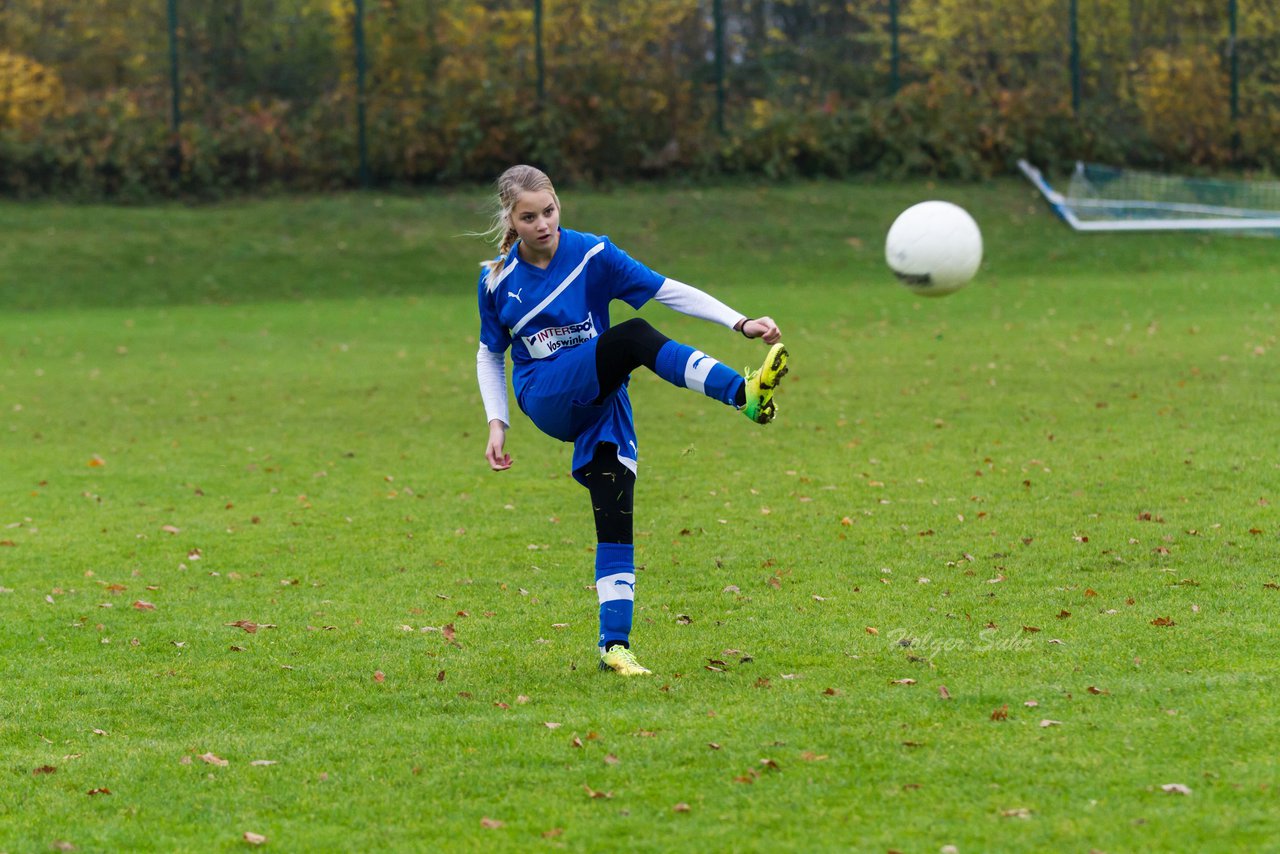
left=2, top=180, right=1279, bottom=852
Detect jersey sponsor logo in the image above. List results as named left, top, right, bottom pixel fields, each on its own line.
left=520, top=314, right=597, bottom=359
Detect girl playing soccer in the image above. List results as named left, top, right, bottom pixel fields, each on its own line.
left=474, top=165, right=788, bottom=676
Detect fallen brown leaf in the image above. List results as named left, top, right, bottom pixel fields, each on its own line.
left=939, top=685, right=952, bottom=700
left=583, top=784, right=612, bottom=799
left=480, top=817, right=504, bottom=829
left=991, top=705, right=1009, bottom=721
left=199, top=752, right=228, bottom=766
left=243, top=832, right=267, bottom=846
left=672, top=802, right=691, bottom=813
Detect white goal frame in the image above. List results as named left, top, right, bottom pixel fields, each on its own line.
left=1017, top=159, right=1280, bottom=233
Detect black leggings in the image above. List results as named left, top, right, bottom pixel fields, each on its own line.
left=579, top=443, right=635, bottom=544
left=592, top=318, right=670, bottom=404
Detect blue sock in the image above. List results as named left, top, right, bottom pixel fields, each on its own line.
left=595, top=542, right=635, bottom=650
left=654, top=340, right=744, bottom=407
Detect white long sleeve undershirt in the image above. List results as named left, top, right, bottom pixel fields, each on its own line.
left=653, top=278, right=747, bottom=330
left=476, top=345, right=509, bottom=428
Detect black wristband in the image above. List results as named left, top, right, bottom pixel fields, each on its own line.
left=737, top=318, right=753, bottom=338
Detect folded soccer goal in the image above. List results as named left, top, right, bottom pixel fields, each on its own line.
left=1018, top=159, right=1280, bottom=234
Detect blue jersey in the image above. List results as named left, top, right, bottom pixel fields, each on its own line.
left=477, top=228, right=665, bottom=397
left=477, top=228, right=666, bottom=482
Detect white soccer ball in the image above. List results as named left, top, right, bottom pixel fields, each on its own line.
left=885, top=201, right=983, bottom=297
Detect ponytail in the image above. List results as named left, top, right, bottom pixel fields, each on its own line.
left=481, top=227, right=519, bottom=291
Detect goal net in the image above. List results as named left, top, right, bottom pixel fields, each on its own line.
left=1018, top=159, right=1280, bottom=233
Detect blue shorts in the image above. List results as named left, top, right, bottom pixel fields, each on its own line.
left=515, top=338, right=638, bottom=486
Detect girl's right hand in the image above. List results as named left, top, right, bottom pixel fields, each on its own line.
left=485, top=420, right=512, bottom=471
left=742, top=316, right=782, bottom=344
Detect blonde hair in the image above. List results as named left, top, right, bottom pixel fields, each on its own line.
left=479, top=164, right=561, bottom=291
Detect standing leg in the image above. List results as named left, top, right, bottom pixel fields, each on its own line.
left=580, top=442, right=651, bottom=676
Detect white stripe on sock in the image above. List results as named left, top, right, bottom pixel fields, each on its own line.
left=683, top=350, right=717, bottom=394
left=596, top=572, right=636, bottom=603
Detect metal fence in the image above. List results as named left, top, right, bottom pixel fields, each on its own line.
left=2, top=1, right=1278, bottom=193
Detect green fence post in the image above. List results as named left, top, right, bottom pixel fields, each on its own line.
left=353, top=0, right=371, bottom=188
left=166, top=0, right=182, bottom=182
left=1229, top=0, right=1240, bottom=157
left=889, top=0, right=900, bottom=95
left=1069, top=0, right=1081, bottom=116
left=1228, top=0, right=1239, bottom=122
left=713, top=0, right=725, bottom=134
left=535, top=0, right=545, bottom=107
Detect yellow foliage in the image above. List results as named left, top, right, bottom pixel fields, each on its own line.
left=1134, top=46, right=1230, bottom=163
left=0, top=51, right=65, bottom=129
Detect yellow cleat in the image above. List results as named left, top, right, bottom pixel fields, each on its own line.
left=742, top=342, right=789, bottom=424
left=599, top=646, right=652, bottom=676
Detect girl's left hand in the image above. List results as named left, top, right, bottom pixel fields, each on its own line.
left=743, top=316, right=781, bottom=344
